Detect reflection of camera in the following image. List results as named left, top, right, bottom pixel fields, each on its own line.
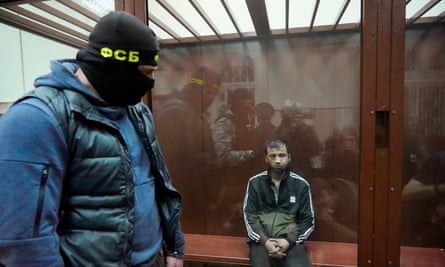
left=311, top=155, right=323, bottom=169
left=240, top=150, right=254, bottom=162
left=316, top=207, right=336, bottom=224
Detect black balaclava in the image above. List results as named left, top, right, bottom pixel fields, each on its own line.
left=76, top=11, right=160, bottom=106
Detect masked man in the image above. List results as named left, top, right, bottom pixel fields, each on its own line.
left=0, top=11, right=184, bottom=267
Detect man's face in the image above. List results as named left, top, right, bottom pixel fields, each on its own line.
left=265, top=145, right=291, bottom=175
left=289, top=114, right=304, bottom=129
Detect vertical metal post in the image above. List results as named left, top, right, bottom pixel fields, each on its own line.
left=360, top=0, right=405, bottom=266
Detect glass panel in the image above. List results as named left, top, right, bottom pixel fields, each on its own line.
left=152, top=30, right=361, bottom=244
left=401, top=22, right=445, bottom=257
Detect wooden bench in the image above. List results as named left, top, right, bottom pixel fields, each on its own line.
left=184, top=233, right=445, bottom=267
left=184, top=234, right=357, bottom=266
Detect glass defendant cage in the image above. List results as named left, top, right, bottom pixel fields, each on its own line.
left=0, top=0, right=444, bottom=266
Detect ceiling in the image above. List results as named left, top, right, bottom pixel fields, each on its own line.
left=0, top=0, right=444, bottom=49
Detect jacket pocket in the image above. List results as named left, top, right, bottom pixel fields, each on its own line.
left=33, top=165, right=49, bottom=237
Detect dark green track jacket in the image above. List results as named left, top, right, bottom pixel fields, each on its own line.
left=243, top=170, right=315, bottom=246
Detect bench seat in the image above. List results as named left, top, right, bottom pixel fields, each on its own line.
left=184, top=233, right=357, bottom=266
left=184, top=233, right=445, bottom=267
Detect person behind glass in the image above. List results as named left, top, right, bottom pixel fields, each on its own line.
left=154, top=66, right=221, bottom=233
left=254, top=102, right=277, bottom=141
left=276, top=100, right=321, bottom=179
left=309, top=177, right=358, bottom=243
left=243, top=138, right=315, bottom=267
left=209, top=88, right=255, bottom=235
left=211, top=89, right=255, bottom=169
left=0, top=11, right=184, bottom=267
left=402, top=134, right=445, bottom=247
left=320, top=126, right=359, bottom=184
left=252, top=102, right=277, bottom=172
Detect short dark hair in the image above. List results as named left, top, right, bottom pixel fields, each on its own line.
left=264, top=138, right=290, bottom=155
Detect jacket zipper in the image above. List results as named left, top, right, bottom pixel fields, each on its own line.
left=271, top=185, right=280, bottom=236
left=33, top=165, right=49, bottom=237
left=116, top=133, right=131, bottom=258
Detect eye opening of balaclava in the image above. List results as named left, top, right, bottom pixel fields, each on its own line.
left=76, top=11, right=160, bottom=107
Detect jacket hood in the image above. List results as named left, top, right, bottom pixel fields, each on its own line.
left=33, top=59, right=127, bottom=120
left=33, top=59, right=106, bottom=106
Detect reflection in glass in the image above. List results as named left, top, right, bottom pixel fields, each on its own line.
left=153, top=33, right=361, bottom=242
left=402, top=25, right=445, bottom=248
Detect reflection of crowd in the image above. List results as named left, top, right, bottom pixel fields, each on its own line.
left=319, top=126, right=360, bottom=183
left=309, top=177, right=359, bottom=242
left=155, top=75, right=363, bottom=241
left=211, top=88, right=255, bottom=168
left=208, top=88, right=256, bottom=235
left=207, top=97, right=362, bottom=241
left=401, top=135, right=445, bottom=247
left=155, top=69, right=443, bottom=247
left=309, top=125, right=360, bottom=243
left=154, top=66, right=221, bottom=233
left=276, top=101, right=322, bottom=178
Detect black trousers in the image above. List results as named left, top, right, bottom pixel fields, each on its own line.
left=249, top=243, right=312, bottom=267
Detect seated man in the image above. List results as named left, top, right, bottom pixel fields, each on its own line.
left=243, top=138, right=315, bottom=267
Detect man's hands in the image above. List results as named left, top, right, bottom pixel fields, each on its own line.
left=264, top=238, right=290, bottom=259
left=165, top=255, right=183, bottom=267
